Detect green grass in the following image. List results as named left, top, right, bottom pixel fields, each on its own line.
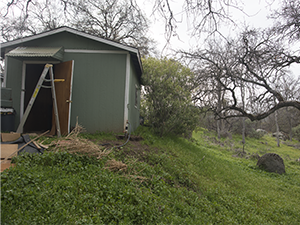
left=1, top=127, right=300, bottom=224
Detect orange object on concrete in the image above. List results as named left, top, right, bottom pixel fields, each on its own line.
left=1, top=160, right=15, bottom=172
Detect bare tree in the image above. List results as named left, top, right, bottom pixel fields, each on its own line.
left=67, top=0, right=151, bottom=53
left=277, top=75, right=300, bottom=140
left=182, top=28, right=300, bottom=122
left=184, top=40, right=234, bottom=137
left=1, top=0, right=68, bottom=40
left=1, top=0, right=154, bottom=56
left=271, top=0, right=300, bottom=41
left=151, top=0, right=243, bottom=43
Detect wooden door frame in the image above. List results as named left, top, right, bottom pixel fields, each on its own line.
left=51, top=60, right=74, bottom=135
left=67, top=61, right=74, bottom=134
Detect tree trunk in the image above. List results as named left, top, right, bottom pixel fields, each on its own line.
left=275, top=110, right=280, bottom=147
left=241, top=82, right=245, bottom=152
left=217, top=120, right=221, bottom=140
left=242, top=117, right=245, bottom=152
left=286, top=108, right=293, bottom=141
left=217, top=81, right=222, bottom=140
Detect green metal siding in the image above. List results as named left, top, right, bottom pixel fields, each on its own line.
left=5, top=57, right=23, bottom=129
left=1, top=88, right=13, bottom=107
left=128, top=58, right=141, bottom=131
left=3, top=30, right=142, bottom=133
left=64, top=52, right=126, bottom=133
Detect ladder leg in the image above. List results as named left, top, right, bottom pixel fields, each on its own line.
left=16, top=65, right=51, bottom=133
left=49, top=66, right=61, bottom=138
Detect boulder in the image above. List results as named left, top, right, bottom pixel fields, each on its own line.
left=257, top=153, right=285, bottom=174
left=256, top=129, right=267, bottom=134
left=272, top=132, right=288, bottom=141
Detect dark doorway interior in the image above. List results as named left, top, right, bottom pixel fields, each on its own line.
left=23, top=64, right=53, bottom=133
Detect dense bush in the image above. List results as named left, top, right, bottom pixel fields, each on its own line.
left=230, top=118, right=264, bottom=139
left=292, top=125, right=300, bottom=141
left=247, top=129, right=265, bottom=139
left=141, top=57, right=199, bottom=137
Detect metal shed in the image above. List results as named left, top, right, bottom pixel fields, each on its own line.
left=1, top=27, right=142, bottom=135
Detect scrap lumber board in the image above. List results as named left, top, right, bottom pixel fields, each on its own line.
left=1, top=144, right=18, bottom=160
left=1, top=133, right=21, bottom=142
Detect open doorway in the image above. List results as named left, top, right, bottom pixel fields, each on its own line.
left=22, top=61, right=74, bottom=135
left=23, top=64, right=53, bottom=133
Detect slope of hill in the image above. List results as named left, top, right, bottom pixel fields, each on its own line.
left=1, top=127, right=300, bottom=224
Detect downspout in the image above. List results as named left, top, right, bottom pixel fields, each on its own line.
left=123, top=53, right=131, bottom=131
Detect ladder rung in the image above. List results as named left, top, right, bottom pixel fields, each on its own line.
left=41, top=85, right=52, bottom=88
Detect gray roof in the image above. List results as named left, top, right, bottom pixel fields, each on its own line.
left=1, top=27, right=139, bottom=55
left=5, top=46, right=64, bottom=61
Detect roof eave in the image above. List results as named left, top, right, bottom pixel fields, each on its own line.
left=0, top=27, right=139, bottom=55
left=1, top=27, right=143, bottom=79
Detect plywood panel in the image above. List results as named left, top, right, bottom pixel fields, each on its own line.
left=1, top=144, right=18, bottom=159
left=50, top=61, right=73, bottom=135
left=1, top=133, right=20, bottom=142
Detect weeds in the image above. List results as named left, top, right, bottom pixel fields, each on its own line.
left=1, top=127, right=300, bottom=224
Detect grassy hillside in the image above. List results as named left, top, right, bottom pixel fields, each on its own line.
left=1, top=127, right=300, bottom=224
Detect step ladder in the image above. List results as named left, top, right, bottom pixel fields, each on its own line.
left=16, top=64, right=62, bottom=137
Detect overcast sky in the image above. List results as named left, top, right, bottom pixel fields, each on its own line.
left=140, top=0, right=279, bottom=55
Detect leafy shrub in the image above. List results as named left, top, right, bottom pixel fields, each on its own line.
left=230, top=118, right=264, bottom=139
left=292, top=125, right=300, bottom=141
left=248, top=129, right=265, bottom=139
left=141, top=57, right=199, bottom=137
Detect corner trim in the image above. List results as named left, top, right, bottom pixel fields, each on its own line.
left=124, top=53, right=131, bottom=129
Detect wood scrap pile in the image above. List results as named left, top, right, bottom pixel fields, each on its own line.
left=105, top=159, right=127, bottom=172
left=51, top=123, right=111, bottom=159
left=105, top=159, right=148, bottom=182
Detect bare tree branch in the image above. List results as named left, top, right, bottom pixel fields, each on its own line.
left=181, top=27, right=300, bottom=122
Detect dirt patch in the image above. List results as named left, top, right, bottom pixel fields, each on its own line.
left=122, top=141, right=160, bottom=161
left=116, top=135, right=144, bottom=141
